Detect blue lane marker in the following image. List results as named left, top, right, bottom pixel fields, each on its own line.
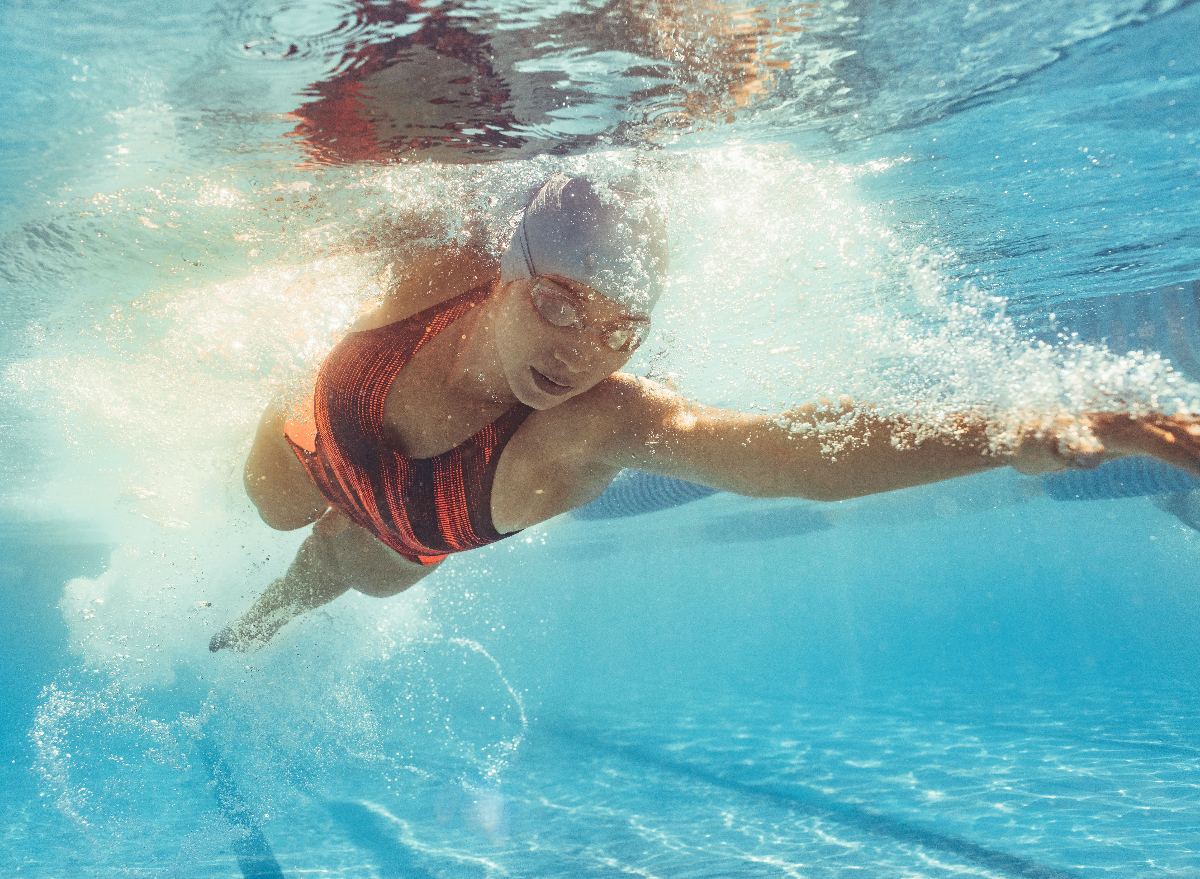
left=1042, top=455, right=1200, bottom=500
left=197, top=739, right=285, bottom=879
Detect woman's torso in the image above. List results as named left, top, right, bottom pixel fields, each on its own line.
left=300, top=246, right=628, bottom=549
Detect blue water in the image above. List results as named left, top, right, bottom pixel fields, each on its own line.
left=3, top=0, right=1200, bottom=876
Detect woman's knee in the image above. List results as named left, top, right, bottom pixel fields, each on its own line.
left=332, top=526, right=438, bottom=597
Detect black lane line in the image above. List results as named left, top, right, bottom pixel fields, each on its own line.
left=197, top=739, right=286, bottom=879
left=542, top=723, right=1083, bottom=879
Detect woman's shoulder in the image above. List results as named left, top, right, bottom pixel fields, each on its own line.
left=586, top=372, right=682, bottom=410
left=350, top=245, right=499, bottom=333
left=537, top=373, right=677, bottom=445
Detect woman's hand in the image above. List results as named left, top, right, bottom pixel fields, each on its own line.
left=1086, top=412, right=1200, bottom=477
left=1011, top=412, right=1200, bottom=477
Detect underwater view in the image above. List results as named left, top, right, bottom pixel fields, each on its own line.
left=2, top=0, right=1200, bottom=875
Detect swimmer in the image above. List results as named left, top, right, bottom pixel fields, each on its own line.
left=211, top=174, right=1200, bottom=652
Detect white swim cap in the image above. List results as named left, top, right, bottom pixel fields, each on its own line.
left=499, top=174, right=668, bottom=317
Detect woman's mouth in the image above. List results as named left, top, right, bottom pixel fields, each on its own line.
left=530, top=367, right=573, bottom=396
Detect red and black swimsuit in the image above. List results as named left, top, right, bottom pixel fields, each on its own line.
left=286, top=285, right=531, bottom=565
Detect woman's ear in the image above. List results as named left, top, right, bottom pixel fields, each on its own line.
left=488, top=277, right=524, bottom=330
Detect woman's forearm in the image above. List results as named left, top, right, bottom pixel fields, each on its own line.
left=210, top=514, right=435, bottom=652
left=762, top=402, right=1007, bottom=500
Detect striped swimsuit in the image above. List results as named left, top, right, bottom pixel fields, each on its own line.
left=286, top=285, right=531, bottom=564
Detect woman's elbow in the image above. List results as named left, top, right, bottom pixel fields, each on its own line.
left=738, top=471, right=854, bottom=503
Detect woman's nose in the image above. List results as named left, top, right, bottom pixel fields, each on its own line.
left=554, top=335, right=607, bottom=372
left=553, top=346, right=585, bottom=373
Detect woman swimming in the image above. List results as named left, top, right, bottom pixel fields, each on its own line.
left=211, top=173, right=1200, bottom=652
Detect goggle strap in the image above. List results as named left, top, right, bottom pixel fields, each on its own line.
left=519, top=223, right=537, bottom=279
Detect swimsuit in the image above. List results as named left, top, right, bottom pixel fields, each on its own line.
left=285, top=285, right=532, bottom=564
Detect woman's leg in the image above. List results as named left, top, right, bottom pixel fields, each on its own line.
left=211, top=509, right=439, bottom=652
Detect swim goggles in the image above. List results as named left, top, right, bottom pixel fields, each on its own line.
left=528, top=277, right=648, bottom=353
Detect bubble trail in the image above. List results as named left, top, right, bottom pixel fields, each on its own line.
left=447, top=636, right=529, bottom=770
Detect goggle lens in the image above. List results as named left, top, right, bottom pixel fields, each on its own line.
left=605, top=327, right=637, bottom=351
left=533, top=289, right=579, bottom=328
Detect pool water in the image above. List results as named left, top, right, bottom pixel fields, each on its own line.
left=2, top=0, right=1199, bottom=876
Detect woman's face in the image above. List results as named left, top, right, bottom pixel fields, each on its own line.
left=492, top=276, right=646, bottom=409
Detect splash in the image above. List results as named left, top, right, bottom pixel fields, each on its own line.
left=638, top=145, right=1199, bottom=450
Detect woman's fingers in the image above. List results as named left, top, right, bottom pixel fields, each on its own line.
left=1011, top=411, right=1200, bottom=477
left=1083, top=412, right=1200, bottom=477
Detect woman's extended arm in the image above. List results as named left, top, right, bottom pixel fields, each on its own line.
left=590, top=376, right=1200, bottom=502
